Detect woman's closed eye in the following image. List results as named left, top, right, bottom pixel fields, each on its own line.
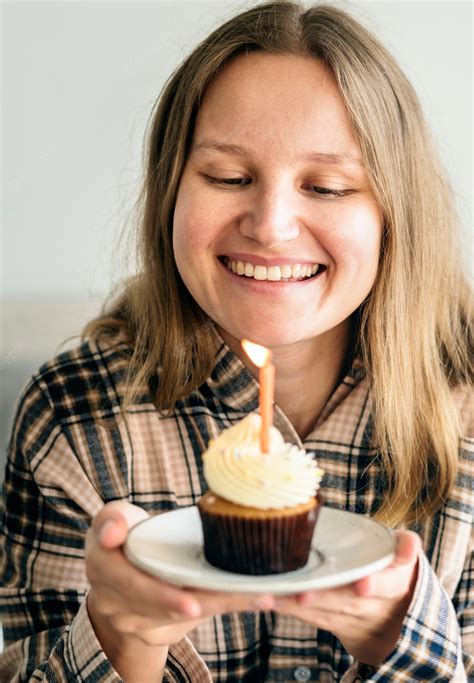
left=200, top=173, right=353, bottom=198
left=304, top=184, right=353, bottom=199
left=201, top=173, right=251, bottom=187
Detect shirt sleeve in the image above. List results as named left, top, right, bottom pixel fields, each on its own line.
left=0, top=375, right=212, bottom=682
left=340, top=546, right=473, bottom=683
left=163, top=639, right=213, bottom=682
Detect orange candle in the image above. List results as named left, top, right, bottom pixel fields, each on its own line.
left=241, top=340, right=275, bottom=453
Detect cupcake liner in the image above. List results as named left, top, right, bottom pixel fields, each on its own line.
left=198, top=503, right=319, bottom=575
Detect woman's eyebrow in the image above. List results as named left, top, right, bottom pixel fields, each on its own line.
left=301, top=151, right=363, bottom=166
left=192, top=140, right=363, bottom=166
left=192, top=141, right=249, bottom=156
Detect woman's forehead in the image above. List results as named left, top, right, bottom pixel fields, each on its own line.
left=192, top=53, right=362, bottom=162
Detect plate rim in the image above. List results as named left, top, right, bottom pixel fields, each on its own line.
left=124, top=505, right=395, bottom=594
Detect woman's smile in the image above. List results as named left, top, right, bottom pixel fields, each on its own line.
left=218, top=256, right=328, bottom=292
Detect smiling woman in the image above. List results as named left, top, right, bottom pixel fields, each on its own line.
left=0, top=2, right=472, bottom=682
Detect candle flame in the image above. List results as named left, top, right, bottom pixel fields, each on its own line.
left=241, top=339, right=272, bottom=367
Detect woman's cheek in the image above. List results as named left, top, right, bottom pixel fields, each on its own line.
left=327, top=204, right=381, bottom=261
left=175, top=194, right=223, bottom=251
left=174, top=203, right=201, bottom=252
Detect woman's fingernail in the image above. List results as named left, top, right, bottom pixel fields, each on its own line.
left=99, top=519, right=116, bottom=544
left=298, top=591, right=315, bottom=606
left=251, top=595, right=274, bottom=610
left=184, top=602, right=202, bottom=618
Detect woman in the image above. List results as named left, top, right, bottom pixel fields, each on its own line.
left=1, top=2, right=472, bottom=681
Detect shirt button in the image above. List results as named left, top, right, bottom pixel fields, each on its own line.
left=293, top=666, right=311, bottom=681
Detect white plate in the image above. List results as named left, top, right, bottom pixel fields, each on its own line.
left=124, top=506, right=395, bottom=594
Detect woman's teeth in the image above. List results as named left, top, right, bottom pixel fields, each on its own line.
left=223, top=258, right=322, bottom=281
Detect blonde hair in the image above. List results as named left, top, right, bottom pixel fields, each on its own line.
left=83, top=1, right=472, bottom=527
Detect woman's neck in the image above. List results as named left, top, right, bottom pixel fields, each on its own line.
left=218, top=320, right=352, bottom=440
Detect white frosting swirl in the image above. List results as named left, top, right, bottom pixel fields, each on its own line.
left=203, top=413, right=324, bottom=509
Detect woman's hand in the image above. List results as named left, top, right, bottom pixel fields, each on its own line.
left=85, top=501, right=274, bottom=682
left=273, top=530, right=421, bottom=666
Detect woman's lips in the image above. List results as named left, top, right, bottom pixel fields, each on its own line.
left=218, top=256, right=327, bottom=292
left=221, top=252, right=323, bottom=268
left=219, top=256, right=326, bottom=284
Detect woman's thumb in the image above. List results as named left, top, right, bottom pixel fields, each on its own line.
left=93, top=501, right=149, bottom=549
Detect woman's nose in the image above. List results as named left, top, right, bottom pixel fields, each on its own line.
left=239, top=185, right=300, bottom=248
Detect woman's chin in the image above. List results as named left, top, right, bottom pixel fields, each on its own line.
left=215, top=319, right=315, bottom=350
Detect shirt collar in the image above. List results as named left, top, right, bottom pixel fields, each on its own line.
left=206, top=326, right=259, bottom=413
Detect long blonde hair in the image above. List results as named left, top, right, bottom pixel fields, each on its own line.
left=83, top=1, right=472, bottom=527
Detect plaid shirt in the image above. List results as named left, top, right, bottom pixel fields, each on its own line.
left=0, top=332, right=472, bottom=682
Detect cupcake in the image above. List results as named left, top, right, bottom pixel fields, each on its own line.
left=197, top=413, right=324, bottom=575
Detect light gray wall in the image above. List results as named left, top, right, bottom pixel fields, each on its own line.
left=3, top=1, right=473, bottom=298
left=2, top=1, right=473, bottom=463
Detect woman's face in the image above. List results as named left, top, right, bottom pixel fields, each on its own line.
left=173, top=53, right=383, bottom=348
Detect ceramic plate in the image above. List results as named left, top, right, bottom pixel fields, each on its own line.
left=124, top=506, right=395, bottom=594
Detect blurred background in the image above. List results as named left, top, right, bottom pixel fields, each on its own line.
left=2, top=0, right=473, bottom=478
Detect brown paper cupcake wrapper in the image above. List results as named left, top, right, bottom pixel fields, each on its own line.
left=198, top=505, right=319, bottom=575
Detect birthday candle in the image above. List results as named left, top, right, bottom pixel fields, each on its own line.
left=241, top=340, right=275, bottom=453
